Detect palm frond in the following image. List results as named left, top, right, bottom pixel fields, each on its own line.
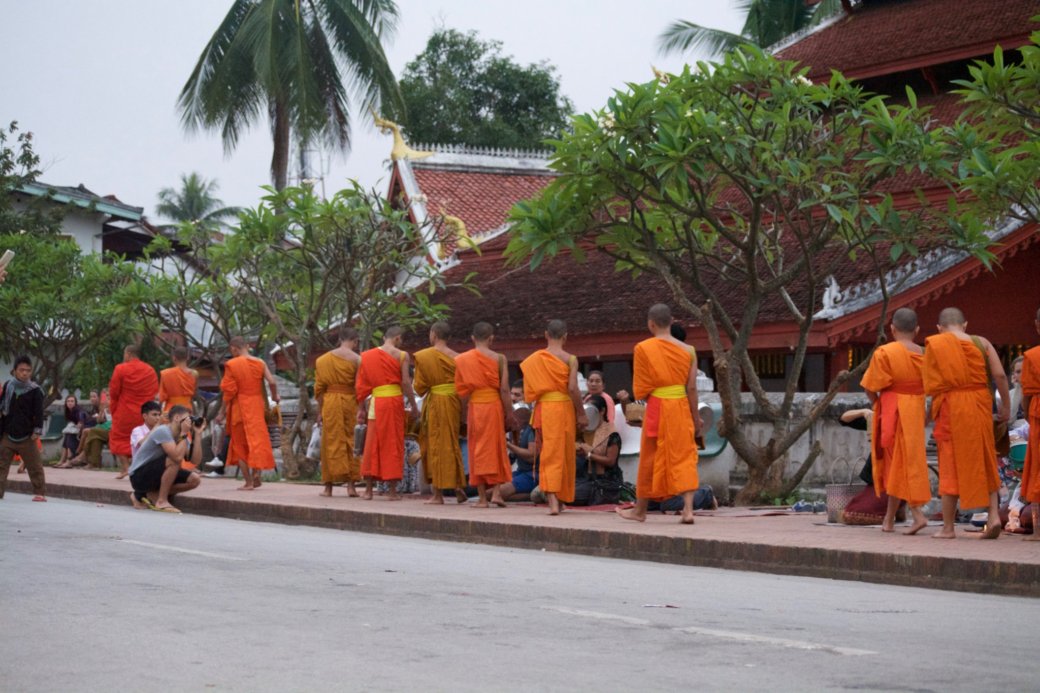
left=657, top=19, right=750, bottom=57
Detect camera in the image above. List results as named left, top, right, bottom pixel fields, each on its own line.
left=190, top=415, right=206, bottom=427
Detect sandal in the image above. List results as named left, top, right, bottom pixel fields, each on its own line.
left=31, top=495, right=47, bottom=502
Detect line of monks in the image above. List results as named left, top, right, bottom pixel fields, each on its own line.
left=862, top=305, right=1040, bottom=539
left=316, top=304, right=704, bottom=521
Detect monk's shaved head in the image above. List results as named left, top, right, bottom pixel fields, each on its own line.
left=471, top=321, right=494, bottom=341
left=648, top=304, right=672, bottom=328
left=430, top=321, right=451, bottom=340
left=229, top=336, right=248, bottom=350
left=172, top=346, right=189, bottom=362
left=384, top=326, right=404, bottom=340
left=546, top=319, right=567, bottom=340
left=937, top=307, right=966, bottom=327
left=338, top=327, right=358, bottom=343
left=891, top=308, right=918, bottom=333
left=124, top=344, right=140, bottom=358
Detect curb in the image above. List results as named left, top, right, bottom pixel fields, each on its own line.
left=10, top=479, right=1038, bottom=597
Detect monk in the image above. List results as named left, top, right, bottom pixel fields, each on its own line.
left=158, top=346, right=197, bottom=412
left=923, top=307, right=1009, bottom=539
left=220, top=336, right=279, bottom=491
left=617, top=304, right=701, bottom=524
left=455, top=322, right=519, bottom=508
left=314, top=328, right=361, bottom=498
left=1018, top=307, right=1040, bottom=540
left=109, top=344, right=158, bottom=479
left=521, top=319, right=587, bottom=515
left=413, top=321, right=467, bottom=505
left=860, top=307, right=930, bottom=535
left=356, top=326, right=418, bottom=501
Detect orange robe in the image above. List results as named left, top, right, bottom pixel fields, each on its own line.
left=521, top=350, right=575, bottom=503
left=158, top=367, right=197, bottom=411
left=108, top=358, right=158, bottom=457
left=220, top=356, right=275, bottom=470
left=413, top=347, right=464, bottom=490
left=314, top=352, right=359, bottom=484
left=455, top=349, right=511, bottom=487
left=357, top=348, right=405, bottom=481
left=633, top=338, right=699, bottom=499
left=1019, top=346, right=1040, bottom=503
left=860, top=342, right=929, bottom=506
left=923, top=333, right=999, bottom=509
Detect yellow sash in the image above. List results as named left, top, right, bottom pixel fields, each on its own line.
left=430, top=383, right=457, bottom=395
left=368, top=384, right=403, bottom=418
left=651, top=384, right=686, bottom=399
left=471, top=387, right=499, bottom=403
left=539, top=391, right=571, bottom=402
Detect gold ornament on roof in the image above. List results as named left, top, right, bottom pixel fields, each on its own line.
left=438, top=208, right=478, bottom=260
left=651, top=65, right=671, bottom=85
left=370, top=108, right=434, bottom=161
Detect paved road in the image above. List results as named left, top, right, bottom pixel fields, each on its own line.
left=2, top=494, right=1037, bottom=692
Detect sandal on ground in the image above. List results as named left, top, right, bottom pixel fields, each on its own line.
left=31, top=495, right=46, bottom=502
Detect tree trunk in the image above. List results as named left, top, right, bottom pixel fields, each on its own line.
left=271, top=98, right=290, bottom=191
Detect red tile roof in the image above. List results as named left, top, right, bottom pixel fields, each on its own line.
left=776, top=0, right=1037, bottom=80
left=412, top=167, right=553, bottom=236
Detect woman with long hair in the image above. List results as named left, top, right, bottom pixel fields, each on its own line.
left=56, top=395, right=84, bottom=468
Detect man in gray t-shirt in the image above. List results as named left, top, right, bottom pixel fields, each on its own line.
left=129, top=404, right=203, bottom=513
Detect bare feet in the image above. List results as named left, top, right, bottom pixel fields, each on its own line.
left=881, top=519, right=895, bottom=533
left=387, top=492, right=402, bottom=501
left=115, top=471, right=128, bottom=480
left=474, top=500, right=490, bottom=508
left=346, top=482, right=359, bottom=498
left=129, top=492, right=147, bottom=510
left=252, top=476, right=262, bottom=489
left=490, top=496, right=507, bottom=508
left=425, top=491, right=445, bottom=505
left=932, top=528, right=956, bottom=539
left=680, top=511, right=695, bottom=525
left=981, top=523, right=1002, bottom=540
left=903, top=509, right=929, bottom=536
left=320, top=485, right=332, bottom=497
left=548, top=494, right=560, bottom=516
left=616, top=506, right=646, bottom=523
left=237, top=484, right=255, bottom=491
left=16, top=463, right=25, bottom=474
left=362, top=489, right=373, bottom=500
left=455, top=488, right=468, bottom=504
left=1023, top=533, right=1040, bottom=541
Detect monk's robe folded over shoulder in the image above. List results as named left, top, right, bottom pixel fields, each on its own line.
left=455, top=350, right=511, bottom=487
left=521, top=350, right=575, bottom=503
left=314, top=353, right=359, bottom=484
left=1019, top=346, right=1040, bottom=503
left=159, top=367, right=197, bottom=412
left=413, top=347, right=464, bottom=490
left=221, top=356, right=275, bottom=470
left=633, top=337, right=699, bottom=500
left=357, top=348, right=405, bottom=481
left=923, top=333, right=999, bottom=509
left=860, top=342, right=929, bottom=506
left=109, top=359, right=158, bottom=457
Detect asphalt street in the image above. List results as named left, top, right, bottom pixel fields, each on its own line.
left=2, top=494, right=1037, bottom=692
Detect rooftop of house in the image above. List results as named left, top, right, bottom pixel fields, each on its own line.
left=15, top=182, right=144, bottom=221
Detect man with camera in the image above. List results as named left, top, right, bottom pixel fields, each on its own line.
left=128, top=405, right=203, bottom=513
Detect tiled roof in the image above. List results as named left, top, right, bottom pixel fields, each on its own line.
left=411, top=167, right=553, bottom=236
left=775, top=0, right=1037, bottom=80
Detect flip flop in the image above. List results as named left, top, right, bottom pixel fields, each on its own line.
left=140, top=497, right=157, bottom=511
left=154, top=505, right=182, bottom=514
left=31, top=495, right=46, bottom=502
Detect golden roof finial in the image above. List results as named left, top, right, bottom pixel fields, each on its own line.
left=370, top=108, right=434, bottom=161
left=651, top=65, right=671, bottom=85
left=437, top=207, right=478, bottom=260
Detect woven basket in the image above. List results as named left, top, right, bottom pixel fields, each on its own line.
left=825, top=482, right=867, bottom=523
left=624, top=401, right=646, bottom=426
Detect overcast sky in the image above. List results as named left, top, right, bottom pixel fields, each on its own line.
left=1, top=1, right=743, bottom=221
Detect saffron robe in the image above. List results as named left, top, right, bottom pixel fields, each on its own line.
left=108, top=358, right=158, bottom=457
left=158, top=366, right=197, bottom=411
left=860, top=342, right=929, bottom=506
left=1019, top=346, right=1040, bottom=503
left=357, top=348, right=405, bottom=481
left=413, top=347, right=464, bottom=489
left=923, top=333, right=999, bottom=509
left=455, top=349, right=511, bottom=487
left=221, top=356, right=275, bottom=470
left=632, top=337, right=699, bottom=499
left=521, top=350, right=575, bottom=503
left=314, top=352, right=360, bottom=484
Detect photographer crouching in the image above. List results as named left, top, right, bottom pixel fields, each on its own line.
left=128, top=405, right=203, bottom=513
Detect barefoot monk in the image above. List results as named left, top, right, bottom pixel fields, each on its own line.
left=617, top=304, right=700, bottom=525
left=1019, top=308, right=1040, bottom=540
left=109, top=344, right=159, bottom=480
left=314, top=328, right=361, bottom=498
left=922, top=307, right=1009, bottom=539
left=158, top=346, right=197, bottom=412
left=520, top=320, right=586, bottom=515
left=860, top=308, right=930, bottom=535
left=413, top=321, right=466, bottom=505
left=220, top=336, right=279, bottom=490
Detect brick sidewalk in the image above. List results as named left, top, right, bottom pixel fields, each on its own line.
left=8, top=468, right=1040, bottom=596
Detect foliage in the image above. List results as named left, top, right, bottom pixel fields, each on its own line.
left=948, top=21, right=1040, bottom=225
left=506, top=47, right=993, bottom=503
left=658, top=0, right=843, bottom=57
left=156, top=172, right=241, bottom=230
left=400, top=28, right=573, bottom=149
left=179, top=0, right=403, bottom=190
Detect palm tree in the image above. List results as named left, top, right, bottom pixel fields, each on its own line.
left=658, top=0, right=848, bottom=58
left=156, top=173, right=240, bottom=230
left=178, top=0, right=404, bottom=191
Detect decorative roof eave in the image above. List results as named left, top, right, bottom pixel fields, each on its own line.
left=768, top=4, right=852, bottom=57
left=410, top=143, right=555, bottom=176
left=16, top=181, right=143, bottom=220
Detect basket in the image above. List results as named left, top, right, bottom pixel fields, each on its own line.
left=624, top=401, right=646, bottom=426
left=825, top=482, right=867, bottom=523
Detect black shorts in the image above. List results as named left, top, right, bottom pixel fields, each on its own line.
left=130, top=457, right=190, bottom=500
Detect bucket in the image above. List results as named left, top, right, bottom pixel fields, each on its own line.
left=825, top=482, right=867, bottom=523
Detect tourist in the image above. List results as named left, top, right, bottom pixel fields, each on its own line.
left=455, top=322, right=518, bottom=508
left=314, top=328, right=362, bottom=498
left=510, top=380, right=524, bottom=405
left=922, top=307, right=1009, bottom=539
left=128, top=405, right=202, bottom=513
left=109, top=344, right=159, bottom=479
left=583, top=370, right=615, bottom=423
left=1018, top=308, right=1040, bottom=540
left=158, top=346, right=197, bottom=412
left=0, top=356, right=46, bottom=502
left=520, top=320, right=587, bottom=515
left=356, top=326, right=418, bottom=501
left=617, top=304, right=700, bottom=524
left=501, top=405, right=537, bottom=501
left=412, top=321, right=466, bottom=505
left=220, top=336, right=279, bottom=491
left=55, top=395, right=85, bottom=468
left=573, top=394, right=623, bottom=505
left=860, top=307, right=930, bottom=535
